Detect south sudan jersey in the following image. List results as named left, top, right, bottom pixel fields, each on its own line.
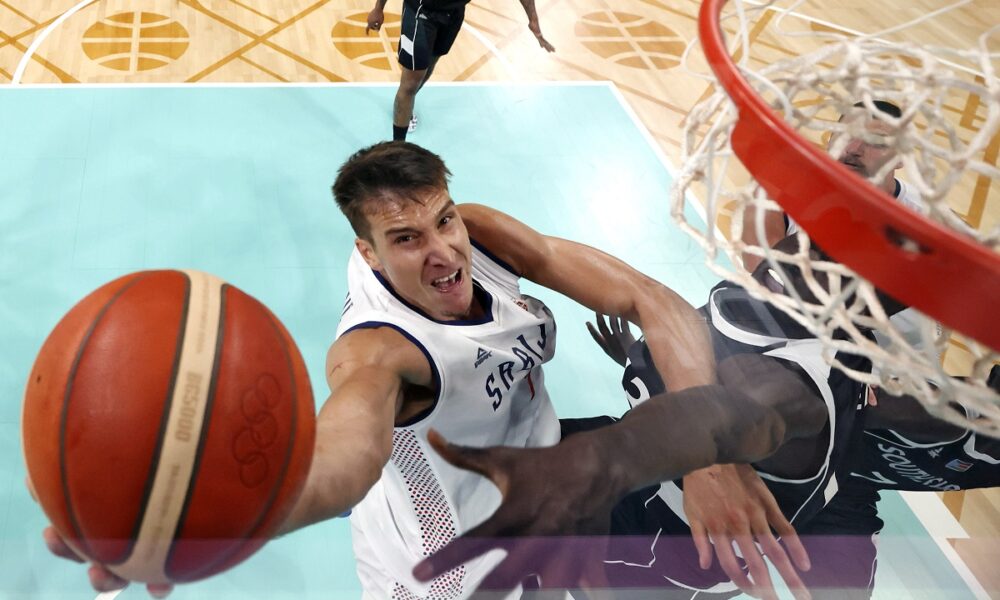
left=844, top=424, right=1000, bottom=492
left=606, top=280, right=871, bottom=595
left=338, top=240, right=560, bottom=600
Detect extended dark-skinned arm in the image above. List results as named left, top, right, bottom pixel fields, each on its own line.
left=574, top=353, right=829, bottom=498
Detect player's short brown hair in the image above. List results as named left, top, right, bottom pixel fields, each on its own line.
left=332, top=141, right=452, bottom=242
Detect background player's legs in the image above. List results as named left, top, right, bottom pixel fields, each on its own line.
left=393, top=66, right=425, bottom=141
left=418, top=55, right=441, bottom=93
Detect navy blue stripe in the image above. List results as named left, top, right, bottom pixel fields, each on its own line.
left=343, top=321, right=441, bottom=427
left=470, top=238, right=520, bottom=277
left=371, top=269, right=494, bottom=326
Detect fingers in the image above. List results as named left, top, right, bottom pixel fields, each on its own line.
left=87, top=564, right=128, bottom=593
left=147, top=583, right=174, bottom=599
left=43, top=527, right=85, bottom=563
left=413, top=536, right=502, bottom=583
left=585, top=320, right=607, bottom=351
left=426, top=429, right=504, bottom=486
left=712, top=534, right=755, bottom=597
left=756, top=532, right=809, bottom=600
left=689, top=520, right=713, bottom=570
left=734, top=533, right=775, bottom=600
left=595, top=312, right=613, bottom=342
left=760, top=494, right=811, bottom=572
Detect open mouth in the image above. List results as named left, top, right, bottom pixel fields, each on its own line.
left=840, top=160, right=864, bottom=173
left=430, top=268, right=463, bottom=293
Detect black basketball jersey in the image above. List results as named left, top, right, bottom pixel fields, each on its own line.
left=404, top=0, right=472, bottom=12
left=606, top=281, right=872, bottom=594
left=843, top=425, right=1000, bottom=492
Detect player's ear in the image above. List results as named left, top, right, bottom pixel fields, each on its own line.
left=356, top=238, right=382, bottom=271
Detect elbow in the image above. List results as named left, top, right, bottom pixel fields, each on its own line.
left=711, top=393, right=787, bottom=464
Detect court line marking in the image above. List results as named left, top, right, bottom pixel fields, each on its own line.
left=742, top=0, right=987, bottom=78
left=606, top=81, right=725, bottom=256
left=11, top=0, right=100, bottom=85
left=900, top=491, right=989, bottom=599
left=899, top=490, right=968, bottom=539
left=0, top=81, right=609, bottom=90
left=462, top=22, right=516, bottom=79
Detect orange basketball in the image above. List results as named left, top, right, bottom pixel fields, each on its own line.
left=22, top=270, right=315, bottom=584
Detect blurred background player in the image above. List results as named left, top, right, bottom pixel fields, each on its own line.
left=366, top=0, right=554, bottom=141
left=740, top=100, right=921, bottom=273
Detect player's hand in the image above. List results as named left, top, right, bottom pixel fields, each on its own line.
left=366, top=8, right=384, bottom=34
left=28, top=478, right=173, bottom=598
left=586, top=313, right=636, bottom=367
left=528, top=20, right=555, bottom=52
left=682, top=465, right=811, bottom=600
left=43, top=526, right=174, bottom=597
left=413, top=430, right=620, bottom=593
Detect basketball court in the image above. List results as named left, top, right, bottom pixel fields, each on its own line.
left=1, top=0, right=997, bottom=598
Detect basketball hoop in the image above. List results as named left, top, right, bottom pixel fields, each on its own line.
left=674, top=0, right=1000, bottom=434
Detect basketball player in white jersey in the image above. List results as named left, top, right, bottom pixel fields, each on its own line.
left=38, top=141, right=725, bottom=598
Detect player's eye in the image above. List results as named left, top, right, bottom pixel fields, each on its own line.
left=394, top=235, right=415, bottom=245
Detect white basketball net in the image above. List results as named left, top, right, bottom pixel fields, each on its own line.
left=672, top=0, right=1000, bottom=436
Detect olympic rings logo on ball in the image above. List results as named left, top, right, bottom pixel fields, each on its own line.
left=231, top=374, right=283, bottom=487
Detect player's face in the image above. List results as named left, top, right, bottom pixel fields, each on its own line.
left=357, top=188, right=476, bottom=321
left=830, top=117, right=899, bottom=192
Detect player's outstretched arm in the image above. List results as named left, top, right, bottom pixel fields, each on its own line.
left=459, top=203, right=715, bottom=393
left=585, top=315, right=813, bottom=597
left=278, top=326, right=430, bottom=534
left=414, top=355, right=827, bottom=593
left=515, top=0, right=555, bottom=51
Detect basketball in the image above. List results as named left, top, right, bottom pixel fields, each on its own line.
left=21, top=270, right=316, bottom=585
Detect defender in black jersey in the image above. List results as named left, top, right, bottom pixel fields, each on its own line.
left=415, top=234, right=912, bottom=598
left=796, top=376, right=1000, bottom=599
left=365, top=0, right=554, bottom=141
left=608, top=298, right=1000, bottom=598
left=601, top=277, right=874, bottom=596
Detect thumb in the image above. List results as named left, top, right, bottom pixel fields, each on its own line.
left=426, top=429, right=502, bottom=482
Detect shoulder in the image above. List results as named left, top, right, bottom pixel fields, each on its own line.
left=327, top=324, right=434, bottom=388
left=458, top=204, right=544, bottom=276
left=895, top=179, right=923, bottom=210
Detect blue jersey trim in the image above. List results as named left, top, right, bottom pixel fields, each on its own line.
left=371, top=269, right=495, bottom=326
left=341, top=321, right=442, bottom=427
left=470, top=238, right=520, bottom=277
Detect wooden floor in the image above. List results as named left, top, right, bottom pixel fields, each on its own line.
left=3, top=0, right=998, bottom=595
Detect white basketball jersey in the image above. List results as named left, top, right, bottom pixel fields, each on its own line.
left=337, top=241, right=561, bottom=600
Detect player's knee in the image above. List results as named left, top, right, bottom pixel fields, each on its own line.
left=398, top=71, right=424, bottom=95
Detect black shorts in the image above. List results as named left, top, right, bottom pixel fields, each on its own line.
left=795, top=488, right=883, bottom=599
left=398, top=2, right=466, bottom=71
